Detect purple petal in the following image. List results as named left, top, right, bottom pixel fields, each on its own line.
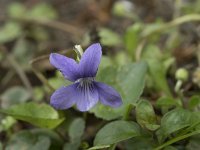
left=95, top=82, right=122, bottom=107
left=50, top=53, right=80, bottom=82
left=76, top=86, right=99, bottom=111
left=79, top=43, right=102, bottom=77
left=50, top=84, right=78, bottom=110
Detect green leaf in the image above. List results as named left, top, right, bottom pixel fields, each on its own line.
left=88, top=145, right=110, bottom=150
left=32, top=128, right=63, bottom=147
left=1, top=86, right=31, bottom=108
left=0, top=102, right=64, bottom=129
left=114, top=51, right=131, bottom=66
left=0, top=22, right=22, bottom=43
left=69, top=118, right=85, bottom=142
left=29, top=3, right=58, bottom=19
left=94, top=120, right=140, bottom=146
left=13, top=38, right=35, bottom=70
left=99, top=28, right=121, bottom=46
left=156, top=97, right=181, bottom=108
left=90, top=104, right=123, bottom=120
left=125, top=137, right=155, bottom=150
left=91, top=62, right=147, bottom=120
left=5, top=131, right=51, bottom=150
left=117, top=62, right=147, bottom=104
left=48, top=71, right=71, bottom=89
left=158, top=108, right=196, bottom=139
left=0, top=142, right=2, bottom=150
left=0, top=116, right=16, bottom=132
left=112, top=1, right=134, bottom=18
left=188, top=95, right=200, bottom=111
left=124, top=23, right=143, bottom=58
left=136, top=100, right=159, bottom=130
left=186, top=134, right=200, bottom=150
left=142, top=45, right=171, bottom=96
left=64, top=118, right=85, bottom=150
left=163, top=146, right=178, bottom=150
left=7, top=2, right=27, bottom=18
left=63, top=142, right=80, bottom=150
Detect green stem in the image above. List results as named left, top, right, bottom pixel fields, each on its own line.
left=108, top=144, right=116, bottom=150
left=154, top=130, right=200, bottom=150
left=123, top=104, right=133, bottom=121
left=143, top=14, right=200, bottom=37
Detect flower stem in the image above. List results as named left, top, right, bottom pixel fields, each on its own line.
left=154, top=130, right=200, bottom=150
left=123, top=104, right=134, bottom=121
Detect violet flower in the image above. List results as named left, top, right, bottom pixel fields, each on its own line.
left=49, top=43, right=122, bottom=111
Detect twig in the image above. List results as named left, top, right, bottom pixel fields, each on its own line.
left=29, top=49, right=73, bottom=92
left=15, top=17, right=84, bottom=37
left=154, top=130, right=200, bottom=150
left=0, top=70, right=15, bottom=87
left=142, top=14, right=200, bottom=38
left=135, top=39, right=146, bottom=62
left=1, top=46, right=33, bottom=96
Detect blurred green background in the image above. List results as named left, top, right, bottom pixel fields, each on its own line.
left=0, top=0, right=200, bottom=149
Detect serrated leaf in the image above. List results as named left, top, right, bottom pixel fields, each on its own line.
left=136, top=100, right=159, bottom=130
left=157, top=108, right=200, bottom=141
left=0, top=102, right=64, bottom=129
left=94, top=120, right=140, bottom=146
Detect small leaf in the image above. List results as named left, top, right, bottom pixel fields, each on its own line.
left=69, top=118, right=85, bottom=142
left=5, top=131, right=51, bottom=150
left=0, top=142, right=2, bottom=150
left=186, top=134, right=200, bottom=150
left=63, top=142, right=79, bottom=150
left=90, top=104, right=122, bottom=120
left=188, top=95, right=200, bottom=110
left=136, top=100, right=159, bottom=130
left=1, top=86, right=31, bottom=108
left=117, top=62, right=147, bottom=104
left=0, top=22, right=22, bottom=43
left=29, top=3, right=58, bottom=19
left=0, top=116, right=16, bottom=132
left=156, top=97, right=181, bottom=108
left=158, top=108, right=197, bottom=140
left=8, top=2, right=27, bottom=18
left=99, top=28, right=121, bottom=46
left=0, top=102, right=64, bottom=129
left=142, top=45, right=171, bottom=96
left=125, top=137, right=155, bottom=150
left=94, top=120, right=140, bottom=146
left=124, top=23, right=143, bottom=58
left=12, top=38, right=35, bottom=70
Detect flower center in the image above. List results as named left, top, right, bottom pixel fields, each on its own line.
left=76, top=77, right=95, bottom=90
